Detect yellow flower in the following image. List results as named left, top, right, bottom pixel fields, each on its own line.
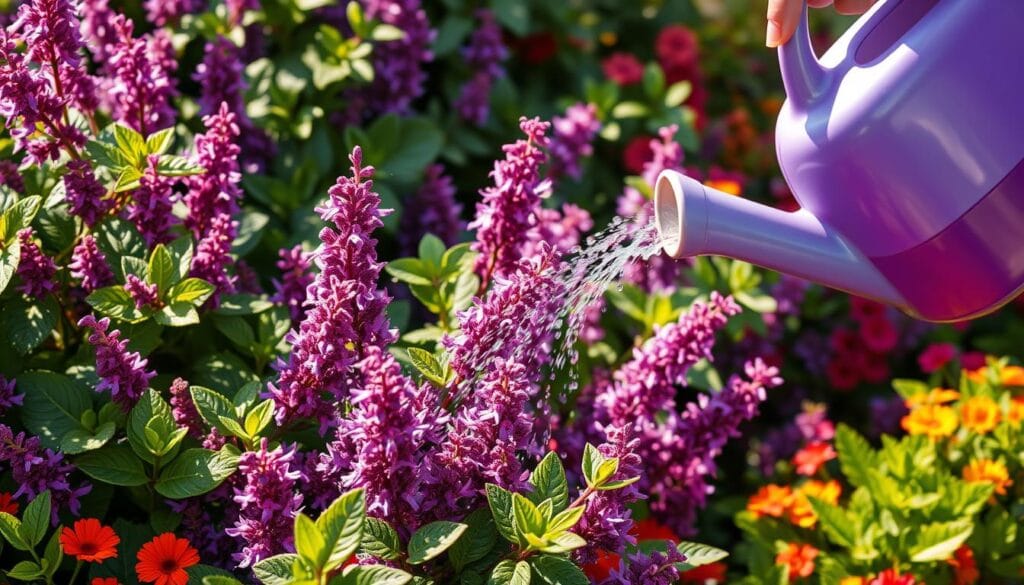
left=747, top=484, right=794, bottom=519
left=1000, top=365, right=1024, bottom=386
left=839, top=578, right=867, bottom=585
left=963, top=459, right=1013, bottom=496
left=905, top=387, right=960, bottom=408
left=901, top=404, right=958, bottom=439
left=787, top=480, right=842, bottom=528
left=960, top=396, right=1000, bottom=434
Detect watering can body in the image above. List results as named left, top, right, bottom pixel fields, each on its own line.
left=654, top=0, right=1024, bottom=322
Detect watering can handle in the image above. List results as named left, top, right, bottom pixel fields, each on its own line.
left=778, top=1, right=827, bottom=106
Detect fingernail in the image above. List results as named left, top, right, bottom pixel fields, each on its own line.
left=766, top=20, right=782, bottom=47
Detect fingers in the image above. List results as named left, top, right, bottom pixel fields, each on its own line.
left=766, top=0, right=807, bottom=48
left=834, top=0, right=878, bottom=14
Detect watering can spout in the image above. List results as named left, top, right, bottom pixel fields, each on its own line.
left=653, top=170, right=907, bottom=308
left=778, top=3, right=827, bottom=106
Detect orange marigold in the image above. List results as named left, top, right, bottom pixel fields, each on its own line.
left=788, top=480, right=842, bottom=528
left=1000, top=365, right=1024, bottom=386
left=905, top=388, right=960, bottom=407
left=793, top=442, right=837, bottom=477
left=776, top=543, right=818, bottom=581
left=962, top=459, right=1013, bottom=496
left=135, top=533, right=199, bottom=585
left=1007, top=396, right=1024, bottom=425
left=960, top=396, right=1000, bottom=434
left=901, top=403, right=958, bottom=438
left=59, top=519, right=120, bottom=563
left=747, top=484, right=794, bottom=519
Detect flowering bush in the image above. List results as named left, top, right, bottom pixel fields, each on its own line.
left=0, top=0, right=1022, bottom=583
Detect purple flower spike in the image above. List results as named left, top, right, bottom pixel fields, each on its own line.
left=268, top=147, right=394, bottom=428
left=226, top=438, right=303, bottom=568
left=78, top=315, right=156, bottom=411
left=185, top=102, right=242, bottom=237
left=0, top=424, right=92, bottom=522
left=106, top=15, right=177, bottom=135
left=549, top=103, right=601, bottom=181
left=454, top=9, right=506, bottom=124
left=124, top=274, right=160, bottom=309
left=601, top=545, right=688, bottom=585
left=168, top=377, right=204, bottom=439
left=69, top=235, right=114, bottom=292
left=270, top=245, right=314, bottom=322
left=126, top=155, right=176, bottom=246
left=399, top=163, right=463, bottom=254
left=190, top=213, right=238, bottom=298
left=0, top=376, right=23, bottom=414
left=64, top=160, right=113, bottom=227
left=470, top=117, right=551, bottom=285
left=15, top=229, right=57, bottom=297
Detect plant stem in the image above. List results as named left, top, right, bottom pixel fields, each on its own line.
left=68, top=560, right=82, bottom=585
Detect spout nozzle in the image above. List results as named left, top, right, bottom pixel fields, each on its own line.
left=654, top=171, right=707, bottom=259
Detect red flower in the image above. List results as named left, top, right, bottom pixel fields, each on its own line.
left=860, top=351, right=891, bottom=384
left=631, top=518, right=678, bottom=542
left=93, top=579, right=121, bottom=585
left=850, top=296, right=886, bottom=321
left=135, top=533, right=199, bottom=585
left=60, top=519, right=120, bottom=563
left=960, top=351, right=987, bottom=371
left=859, top=315, right=898, bottom=353
left=0, top=492, right=19, bottom=515
left=918, top=342, right=957, bottom=373
left=602, top=52, right=643, bottom=86
left=826, top=357, right=860, bottom=391
left=582, top=549, right=620, bottom=581
left=656, top=25, right=699, bottom=71
left=869, top=568, right=916, bottom=585
left=517, top=32, right=557, bottom=64
left=623, top=135, right=653, bottom=174
left=948, top=545, right=979, bottom=585
left=681, top=561, right=727, bottom=583
left=793, top=442, right=837, bottom=476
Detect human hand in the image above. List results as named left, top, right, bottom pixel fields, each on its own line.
left=766, top=0, right=879, bottom=47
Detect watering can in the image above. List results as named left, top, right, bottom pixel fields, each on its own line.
left=653, top=0, right=1024, bottom=322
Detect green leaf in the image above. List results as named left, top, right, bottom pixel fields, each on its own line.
left=87, top=286, right=145, bottom=322
left=1, top=195, right=42, bottom=242
left=155, top=302, right=200, bottom=327
left=408, top=521, right=468, bottom=564
left=536, top=531, right=586, bottom=554
left=834, top=424, right=879, bottom=488
left=581, top=443, right=602, bottom=487
left=18, top=371, right=91, bottom=449
left=806, top=497, right=856, bottom=548
left=190, top=386, right=236, bottom=434
left=407, top=347, right=448, bottom=386
left=113, top=123, right=146, bottom=165
left=676, top=541, right=729, bottom=570
left=19, top=491, right=49, bottom=548
left=529, top=555, right=588, bottom=585
left=386, top=258, right=432, bottom=286
left=448, top=508, right=497, bottom=572
left=529, top=452, right=569, bottom=513
left=486, top=484, right=518, bottom=544
left=76, top=445, right=149, bottom=486
left=253, top=553, right=301, bottom=585
left=42, top=529, right=62, bottom=578
left=145, top=127, right=175, bottom=155
left=61, top=422, right=115, bottom=455
left=611, top=101, right=650, bottom=119
left=371, top=23, right=405, bottom=41
left=1, top=294, right=57, bottom=354
left=294, top=512, right=326, bottom=565
left=664, top=81, right=693, bottom=108
left=316, top=488, right=366, bottom=572
left=244, top=399, right=275, bottom=438
left=332, top=565, right=413, bottom=585
left=5, top=560, right=42, bottom=581
left=0, top=512, right=29, bottom=551
left=595, top=477, right=640, bottom=491
left=360, top=517, right=401, bottom=560
left=233, top=210, right=270, bottom=257
left=155, top=447, right=240, bottom=499
left=513, top=493, right=545, bottom=541
left=147, top=243, right=175, bottom=295
left=545, top=506, right=584, bottom=535
left=0, top=239, right=20, bottom=296
left=491, top=0, right=529, bottom=36
left=909, top=520, right=974, bottom=562
left=219, top=416, right=249, bottom=440
left=204, top=577, right=246, bottom=585
left=129, top=389, right=173, bottom=463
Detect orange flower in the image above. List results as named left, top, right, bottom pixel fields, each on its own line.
left=135, top=533, right=199, bottom=585
left=0, top=492, right=18, bottom=515
left=840, top=578, right=868, bottom=585
left=948, top=545, right=979, bottom=585
left=681, top=561, right=727, bottom=583
left=901, top=404, right=958, bottom=438
left=1000, top=365, right=1024, bottom=386
left=788, top=480, right=842, bottom=528
left=962, top=459, right=1013, bottom=496
left=960, top=396, right=1000, bottom=434
left=93, top=579, right=121, bottom=585
left=59, top=519, right=120, bottom=563
left=747, top=484, right=794, bottom=518
left=1007, top=396, right=1024, bottom=425
left=776, top=543, right=818, bottom=581
left=793, top=442, right=836, bottom=476
left=905, top=388, right=960, bottom=407
left=964, top=366, right=988, bottom=383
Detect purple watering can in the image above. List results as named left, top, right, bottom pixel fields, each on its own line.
left=654, top=0, right=1024, bottom=322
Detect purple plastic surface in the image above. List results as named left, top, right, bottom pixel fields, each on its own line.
left=654, top=0, right=1024, bottom=322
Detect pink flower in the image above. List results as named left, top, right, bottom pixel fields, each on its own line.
left=960, top=351, right=987, bottom=371
left=826, top=357, right=860, bottom=391
left=859, top=315, right=898, bottom=353
left=918, top=342, right=958, bottom=373
left=602, top=52, right=643, bottom=86
left=850, top=296, right=886, bottom=322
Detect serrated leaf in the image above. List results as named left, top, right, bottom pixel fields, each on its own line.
left=486, top=484, right=518, bottom=544
left=530, top=452, right=569, bottom=513
left=19, top=491, right=49, bottom=548
left=581, top=443, right=602, bottom=487
left=513, top=493, right=545, bottom=541
left=317, top=488, right=365, bottom=572
left=529, top=555, right=588, bottom=585
left=156, top=154, right=204, bottom=176
left=294, top=513, right=326, bottom=565
left=360, top=517, right=401, bottom=560
left=333, top=565, right=413, bottom=585
left=488, top=560, right=531, bottom=585
left=0, top=512, right=29, bottom=551
left=909, top=520, right=974, bottom=562
left=76, top=445, right=149, bottom=486
left=408, top=521, right=468, bottom=564
left=155, top=448, right=240, bottom=499
left=190, top=386, right=235, bottom=434
left=253, top=553, right=301, bottom=585
left=146, top=127, right=174, bottom=155
left=87, top=286, right=145, bottom=322
left=2, top=196, right=41, bottom=242
left=545, top=506, right=584, bottom=535
left=407, top=347, right=447, bottom=385
left=834, top=424, right=879, bottom=488
left=805, top=497, right=856, bottom=548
